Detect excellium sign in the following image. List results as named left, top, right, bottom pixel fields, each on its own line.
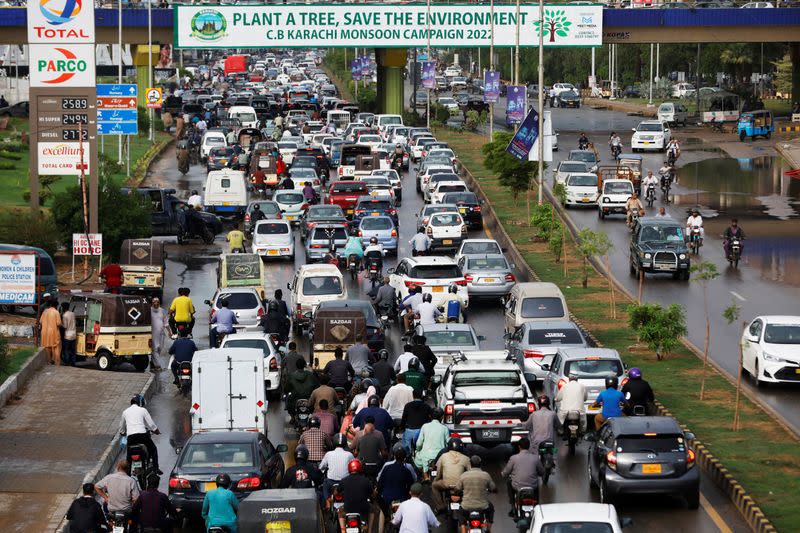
left=29, top=44, right=95, bottom=87
left=28, top=0, right=95, bottom=43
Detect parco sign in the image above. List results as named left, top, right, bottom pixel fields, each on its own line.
left=29, top=44, right=95, bottom=87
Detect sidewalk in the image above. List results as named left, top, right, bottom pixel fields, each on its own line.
left=775, top=138, right=800, bottom=169
left=0, top=366, right=150, bottom=533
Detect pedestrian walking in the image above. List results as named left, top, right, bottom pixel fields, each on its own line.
left=150, top=297, right=168, bottom=369
left=40, top=299, right=62, bottom=366
left=60, top=302, right=77, bottom=367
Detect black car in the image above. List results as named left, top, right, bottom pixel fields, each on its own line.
left=629, top=217, right=691, bottom=281
left=168, top=431, right=287, bottom=518
left=300, top=204, right=348, bottom=241
left=351, top=196, right=398, bottom=229
left=462, top=98, right=490, bottom=115
left=558, top=91, right=581, bottom=108
left=441, top=192, right=483, bottom=229
left=291, top=155, right=323, bottom=177
left=296, top=147, right=331, bottom=178
left=587, top=416, right=699, bottom=509
left=316, top=299, right=385, bottom=353
left=207, top=147, right=236, bottom=172
left=0, top=101, right=29, bottom=118
left=622, top=86, right=641, bottom=98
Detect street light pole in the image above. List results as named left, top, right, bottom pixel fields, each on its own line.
left=489, top=0, right=494, bottom=142
left=118, top=0, right=123, bottom=164
left=148, top=0, right=153, bottom=142
left=648, top=43, right=654, bottom=107
left=426, top=0, right=431, bottom=129
left=537, top=0, right=544, bottom=206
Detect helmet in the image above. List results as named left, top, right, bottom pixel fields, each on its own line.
left=294, top=444, right=309, bottom=461
left=370, top=237, right=378, bottom=244
left=215, top=473, right=231, bottom=488
left=334, top=433, right=348, bottom=448
left=628, top=367, right=642, bottom=379
left=447, top=437, right=464, bottom=452
left=360, top=378, right=374, bottom=391
left=347, top=459, right=363, bottom=475
left=448, top=284, right=458, bottom=294
left=308, top=416, right=321, bottom=429
left=423, top=293, right=433, bottom=303
left=367, top=395, right=380, bottom=408
left=537, top=395, right=550, bottom=409
left=268, top=300, right=279, bottom=311
left=605, top=376, right=619, bottom=390
left=378, top=349, right=390, bottom=360
left=253, top=204, right=260, bottom=210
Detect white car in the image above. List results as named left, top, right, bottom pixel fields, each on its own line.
left=388, top=256, right=468, bottom=308
left=370, top=169, right=402, bottom=200
left=551, top=82, right=577, bottom=96
left=437, top=97, right=460, bottom=114
left=671, top=82, right=695, bottom=98
left=741, top=2, right=774, bottom=7
left=273, top=190, right=308, bottom=224
left=358, top=134, right=383, bottom=151
left=252, top=219, right=294, bottom=260
left=277, top=141, right=299, bottom=165
left=427, top=148, right=457, bottom=165
left=425, top=211, right=467, bottom=252
left=431, top=180, right=469, bottom=204
left=454, top=238, right=503, bottom=264
left=630, top=120, right=671, bottom=152
left=444, top=65, right=461, bottom=78
left=529, top=503, right=630, bottom=533
left=554, top=160, right=589, bottom=186
left=564, top=173, right=600, bottom=207
left=410, top=136, right=436, bottom=161
left=657, top=102, right=688, bottom=127
left=742, top=316, right=800, bottom=386
left=219, top=332, right=284, bottom=397
left=598, top=179, right=634, bottom=219
left=418, top=166, right=458, bottom=196
left=424, top=173, right=462, bottom=203
left=200, top=131, right=227, bottom=161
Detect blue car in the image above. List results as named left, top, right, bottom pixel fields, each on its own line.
left=358, top=216, right=398, bottom=256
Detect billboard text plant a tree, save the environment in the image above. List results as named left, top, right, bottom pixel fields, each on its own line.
left=174, top=4, right=603, bottom=49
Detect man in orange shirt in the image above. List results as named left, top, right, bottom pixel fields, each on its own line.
left=40, top=299, right=62, bottom=365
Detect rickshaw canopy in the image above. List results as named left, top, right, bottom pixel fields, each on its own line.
left=120, top=239, right=165, bottom=268
left=69, top=293, right=152, bottom=328
left=312, top=308, right=367, bottom=345
left=238, top=488, right=322, bottom=533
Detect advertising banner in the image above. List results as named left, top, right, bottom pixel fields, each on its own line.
left=175, top=5, right=603, bottom=49
left=146, top=87, right=163, bottom=109
left=29, top=44, right=96, bottom=88
left=360, top=56, right=370, bottom=77
left=507, top=108, right=539, bottom=161
left=28, top=0, right=95, bottom=44
left=421, top=61, right=436, bottom=90
left=37, top=141, right=90, bottom=175
left=0, top=253, right=36, bottom=305
left=506, top=85, right=526, bottom=125
left=484, top=70, right=500, bottom=103
left=351, top=58, right=361, bottom=81
left=72, top=233, right=103, bottom=256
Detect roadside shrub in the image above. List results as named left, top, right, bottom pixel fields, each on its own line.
left=137, top=106, right=150, bottom=136
left=628, top=303, right=687, bottom=360
left=0, top=209, right=60, bottom=257
left=0, top=334, right=9, bottom=379
left=548, top=219, right=564, bottom=262
left=482, top=131, right=540, bottom=206
left=553, top=183, right=567, bottom=206
left=530, top=202, right=556, bottom=241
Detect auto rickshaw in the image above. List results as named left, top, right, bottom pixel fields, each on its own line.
left=217, top=252, right=266, bottom=300
left=67, top=293, right=152, bottom=371
left=354, top=153, right=381, bottom=178
left=310, top=308, right=366, bottom=370
left=250, top=146, right=280, bottom=188
left=597, top=153, right=642, bottom=193
left=238, top=488, right=323, bottom=533
left=238, top=127, right=264, bottom=153
left=119, top=239, right=165, bottom=300
left=737, top=110, right=774, bottom=141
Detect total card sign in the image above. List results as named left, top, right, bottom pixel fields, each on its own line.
left=175, top=5, right=603, bottom=48
left=28, top=0, right=95, bottom=44
left=0, top=253, right=36, bottom=305
left=72, top=233, right=103, bottom=256
left=29, top=44, right=96, bottom=87
left=38, top=141, right=90, bottom=175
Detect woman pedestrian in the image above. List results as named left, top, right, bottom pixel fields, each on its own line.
left=40, top=299, right=62, bottom=366
left=150, top=297, right=168, bottom=370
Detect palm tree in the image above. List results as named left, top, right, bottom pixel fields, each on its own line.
left=720, top=45, right=753, bottom=85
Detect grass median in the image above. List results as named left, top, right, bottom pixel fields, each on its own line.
left=436, top=127, right=798, bottom=531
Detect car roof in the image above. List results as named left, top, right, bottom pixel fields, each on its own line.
left=536, top=503, right=615, bottom=523
left=756, top=316, right=800, bottom=324
left=608, top=415, right=683, bottom=435
left=464, top=253, right=508, bottom=264
left=637, top=216, right=681, bottom=226
left=299, top=263, right=341, bottom=275
left=222, top=331, right=270, bottom=341
left=186, top=431, right=259, bottom=444
left=405, top=256, right=458, bottom=266
left=216, top=287, right=261, bottom=295
left=420, top=322, right=475, bottom=333
left=557, top=347, right=621, bottom=360
left=524, top=320, right=581, bottom=331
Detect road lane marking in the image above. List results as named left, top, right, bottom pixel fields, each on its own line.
left=730, top=291, right=747, bottom=302
left=484, top=225, right=494, bottom=240
left=701, top=493, right=733, bottom=533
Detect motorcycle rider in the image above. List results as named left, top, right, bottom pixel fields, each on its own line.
left=402, top=358, right=427, bottom=398
left=187, top=189, right=202, bottom=210
left=578, top=132, right=589, bottom=150
left=354, top=395, right=395, bottom=448
left=456, top=456, right=496, bottom=533
left=344, top=234, right=365, bottom=271
left=399, top=385, right=431, bottom=453
left=625, top=192, right=645, bottom=227
left=658, top=161, right=675, bottom=191
left=666, top=138, right=681, bottom=163
left=320, top=434, right=354, bottom=501
left=722, top=218, right=745, bottom=261
left=391, top=482, right=440, bottom=533
left=259, top=300, right=290, bottom=342
left=370, top=348, right=396, bottom=397
left=325, top=347, right=356, bottom=391
left=555, top=372, right=587, bottom=434
left=280, top=444, right=325, bottom=492
left=131, top=473, right=177, bottom=533
left=685, top=208, right=705, bottom=246
left=168, top=287, right=195, bottom=338
left=439, top=284, right=467, bottom=323
left=642, top=171, right=659, bottom=203
left=249, top=203, right=267, bottom=230
left=391, top=144, right=405, bottom=170
left=376, top=445, right=416, bottom=521
left=95, top=460, right=139, bottom=529
left=347, top=339, right=372, bottom=377
left=409, top=228, right=431, bottom=256
left=432, top=437, right=471, bottom=514
left=201, top=473, right=239, bottom=533
left=66, top=482, right=108, bottom=533
left=286, top=359, right=320, bottom=419
left=621, top=367, right=656, bottom=416
left=169, top=329, right=197, bottom=386
left=608, top=131, right=622, bottom=158
left=209, top=297, right=237, bottom=348
left=501, top=437, right=544, bottom=513
left=591, top=377, right=625, bottom=431
left=338, top=460, right=375, bottom=533
left=524, top=395, right=559, bottom=449
left=275, top=153, right=288, bottom=177
left=364, top=237, right=384, bottom=273
left=410, top=334, right=438, bottom=379
left=414, top=408, right=449, bottom=471
left=417, top=293, right=441, bottom=326
left=251, top=167, right=267, bottom=197
left=280, top=173, right=295, bottom=189
left=120, top=394, right=162, bottom=475
left=302, top=181, right=317, bottom=204
left=401, top=286, right=424, bottom=333
left=298, top=417, right=333, bottom=464
left=370, top=277, right=397, bottom=319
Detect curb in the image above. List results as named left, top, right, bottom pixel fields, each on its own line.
left=54, top=373, right=156, bottom=533
left=131, top=135, right=173, bottom=187
left=454, top=154, right=777, bottom=533
left=777, top=125, right=800, bottom=133
left=0, top=347, right=46, bottom=408
left=775, top=141, right=800, bottom=170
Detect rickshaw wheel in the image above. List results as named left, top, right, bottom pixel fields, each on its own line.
left=132, top=355, right=150, bottom=372
left=97, top=350, right=114, bottom=371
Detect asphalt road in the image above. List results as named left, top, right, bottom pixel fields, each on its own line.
left=133, top=144, right=748, bottom=533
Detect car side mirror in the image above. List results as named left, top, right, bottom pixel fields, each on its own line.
left=286, top=282, right=291, bottom=290
left=540, top=363, right=550, bottom=371
left=203, top=299, right=211, bottom=305
left=431, top=375, right=442, bottom=386
left=503, top=332, right=511, bottom=341
left=684, top=431, right=695, bottom=441
left=276, top=444, right=289, bottom=453
left=620, top=518, right=634, bottom=529
left=746, top=334, right=758, bottom=343
left=476, top=335, right=486, bottom=341
left=174, top=446, right=183, bottom=455
left=631, top=127, right=636, bottom=132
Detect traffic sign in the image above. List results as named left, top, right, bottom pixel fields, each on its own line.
left=145, top=87, right=163, bottom=109
left=97, top=84, right=138, bottom=98
left=97, top=96, right=138, bottom=110
left=97, top=109, right=138, bottom=123
left=97, top=122, right=138, bottom=135
left=97, top=84, right=138, bottom=136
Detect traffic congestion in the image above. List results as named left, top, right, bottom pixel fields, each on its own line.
left=59, top=50, right=755, bottom=533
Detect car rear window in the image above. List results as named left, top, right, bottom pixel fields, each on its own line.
left=333, top=183, right=368, bottom=193
left=560, top=162, right=587, bottom=173
left=616, top=435, right=685, bottom=454
left=453, top=370, right=520, bottom=387
left=541, top=524, right=613, bottom=533
left=310, top=206, right=344, bottom=218
left=528, top=328, right=583, bottom=345
left=410, top=265, right=461, bottom=279
left=218, top=292, right=260, bottom=310
left=250, top=202, right=279, bottom=214
left=361, top=217, right=393, bottom=230
left=358, top=200, right=391, bottom=210
left=467, top=257, right=508, bottom=270
left=302, top=276, right=343, bottom=296
left=256, top=222, right=289, bottom=235
left=425, top=330, right=477, bottom=346
left=223, top=339, right=269, bottom=356
left=443, top=193, right=478, bottom=204
left=567, top=174, right=598, bottom=187
left=438, top=184, right=467, bottom=193
left=431, top=213, right=461, bottom=226
left=180, top=442, right=255, bottom=468
left=276, top=192, right=304, bottom=203
left=521, top=297, right=565, bottom=318
left=210, top=148, right=234, bottom=157
left=564, top=358, right=623, bottom=379
left=430, top=173, right=459, bottom=182
left=461, top=241, right=501, bottom=255
left=311, top=227, right=348, bottom=240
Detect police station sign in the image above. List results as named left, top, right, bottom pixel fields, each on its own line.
left=0, top=253, right=36, bottom=305
left=28, top=0, right=95, bottom=43
left=29, top=44, right=95, bottom=87
left=174, top=4, right=603, bottom=49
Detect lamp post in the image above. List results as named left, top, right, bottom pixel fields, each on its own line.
left=118, top=0, right=123, bottom=164
left=426, top=0, right=431, bottom=129
left=537, top=0, right=544, bottom=205
left=148, top=0, right=153, bottom=142
left=489, top=0, right=494, bottom=142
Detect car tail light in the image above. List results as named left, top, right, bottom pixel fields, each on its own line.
left=606, top=450, right=617, bottom=470
left=168, top=477, right=191, bottom=489
left=405, top=280, right=425, bottom=288
left=131, top=454, right=141, bottom=461
left=338, top=167, right=343, bottom=176
left=505, top=273, right=516, bottom=283
left=269, top=358, right=278, bottom=370
left=237, top=476, right=262, bottom=490
left=523, top=349, right=543, bottom=359
left=557, top=378, right=567, bottom=390
left=307, top=222, right=316, bottom=229
left=181, top=367, right=191, bottom=375
left=257, top=307, right=264, bottom=317
left=210, top=309, right=216, bottom=319
left=358, top=230, right=363, bottom=237
left=388, top=208, right=397, bottom=215
left=687, top=448, right=696, bottom=468
left=356, top=209, right=365, bottom=215
left=300, top=203, right=309, bottom=210
left=311, top=244, right=323, bottom=249
left=445, top=404, right=454, bottom=416
left=474, top=205, right=481, bottom=212
left=391, top=229, right=397, bottom=237
left=426, top=227, right=433, bottom=236
left=465, top=274, right=473, bottom=282
left=521, top=497, right=536, bottom=505
left=454, top=279, right=468, bottom=286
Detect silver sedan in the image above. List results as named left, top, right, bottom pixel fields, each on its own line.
left=456, top=254, right=516, bottom=298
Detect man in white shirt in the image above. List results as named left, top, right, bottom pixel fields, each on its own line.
left=655, top=207, right=670, bottom=218
left=383, top=375, right=415, bottom=421
left=555, top=373, right=587, bottom=433
left=391, top=483, right=439, bottom=533
left=120, top=395, right=162, bottom=474
left=196, top=119, right=207, bottom=134
left=187, top=190, right=202, bottom=210
left=417, top=294, right=441, bottom=326
left=402, top=286, right=424, bottom=332
left=394, top=344, right=418, bottom=375
left=319, top=434, right=353, bottom=501
left=685, top=208, right=704, bottom=242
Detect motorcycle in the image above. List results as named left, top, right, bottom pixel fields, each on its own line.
left=179, top=220, right=215, bottom=245
left=538, top=441, right=556, bottom=484
left=366, top=257, right=382, bottom=287
left=127, top=442, right=152, bottom=489
left=377, top=302, right=395, bottom=329
left=628, top=208, right=642, bottom=230
left=645, top=183, right=656, bottom=207
left=564, top=411, right=583, bottom=456
left=578, top=138, right=589, bottom=150
left=294, top=398, right=311, bottom=432
left=466, top=509, right=491, bottom=533
left=343, top=512, right=368, bottom=533
left=689, top=226, right=703, bottom=255
left=667, top=149, right=678, bottom=167
left=391, top=156, right=403, bottom=172
left=727, top=237, right=742, bottom=268
left=269, top=332, right=286, bottom=351
left=610, top=144, right=621, bottom=160
left=661, top=171, right=673, bottom=204
left=329, top=484, right=345, bottom=529
left=177, top=361, right=192, bottom=396
left=513, top=487, right=538, bottom=524
left=110, top=511, right=130, bottom=533
left=347, top=254, right=360, bottom=281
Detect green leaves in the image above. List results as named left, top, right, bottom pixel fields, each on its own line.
left=481, top=131, right=539, bottom=206
left=628, top=303, right=687, bottom=360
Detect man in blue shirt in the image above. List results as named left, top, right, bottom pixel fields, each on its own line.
left=209, top=297, right=238, bottom=348
left=376, top=446, right=416, bottom=522
left=592, top=377, right=625, bottom=431
left=353, top=395, right=394, bottom=448
left=169, top=330, right=197, bottom=385
left=202, top=473, right=238, bottom=533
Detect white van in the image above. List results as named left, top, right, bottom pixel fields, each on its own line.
left=190, top=348, right=268, bottom=434
left=503, top=282, right=569, bottom=333
left=200, top=131, right=226, bottom=161
left=227, top=105, right=259, bottom=129
left=326, top=110, right=352, bottom=134
left=204, top=169, right=248, bottom=218
left=374, top=114, right=403, bottom=135
left=657, top=102, right=688, bottom=127
left=289, top=263, right=347, bottom=332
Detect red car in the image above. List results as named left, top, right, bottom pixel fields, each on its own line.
left=327, top=181, right=368, bottom=218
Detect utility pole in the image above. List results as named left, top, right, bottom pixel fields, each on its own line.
left=489, top=0, right=494, bottom=142
left=148, top=0, right=153, bottom=142
left=426, top=0, right=431, bottom=129
left=537, top=0, right=544, bottom=206
left=118, top=0, right=123, bottom=164
left=648, top=43, right=654, bottom=106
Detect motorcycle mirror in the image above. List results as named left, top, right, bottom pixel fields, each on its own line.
left=203, top=299, right=211, bottom=305
left=286, top=282, right=291, bottom=290
left=276, top=444, right=289, bottom=453
left=477, top=335, right=486, bottom=341
left=684, top=431, right=696, bottom=441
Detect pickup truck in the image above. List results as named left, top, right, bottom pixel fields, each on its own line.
left=326, top=181, right=368, bottom=218
left=121, top=187, right=222, bottom=240
left=434, top=351, right=534, bottom=447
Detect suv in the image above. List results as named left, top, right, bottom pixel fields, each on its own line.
left=434, top=352, right=535, bottom=447
left=587, top=417, right=699, bottom=508
left=424, top=211, right=467, bottom=252
left=629, top=217, right=690, bottom=281
left=388, top=256, right=468, bottom=308
left=327, top=181, right=369, bottom=218
left=598, top=179, right=634, bottom=220
left=505, top=320, right=588, bottom=383
left=631, top=120, right=671, bottom=152
left=351, top=196, right=398, bottom=228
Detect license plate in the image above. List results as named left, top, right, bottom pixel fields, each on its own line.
left=204, top=482, right=216, bottom=491
left=334, top=502, right=343, bottom=509
left=443, top=239, right=452, bottom=245
left=113, top=527, right=124, bottom=533
left=655, top=265, right=673, bottom=271
left=285, top=216, right=296, bottom=220
left=642, top=463, right=662, bottom=474
left=371, top=212, right=380, bottom=216
left=346, top=528, right=360, bottom=533
left=432, top=286, right=444, bottom=293
left=643, top=141, right=652, bottom=145
left=522, top=505, right=534, bottom=512
left=482, top=278, right=496, bottom=283
left=795, top=368, right=800, bottom=374
left=267, top=250, right=279, bottom=256
left=347, top=209, right=354, bottom=214
left=470, top=529, right=483, bottom=533
left=223, top=202, right=231, bottom=206
left=459, top=208, right=467, bottom=214
left=588, top=405, right=599, bottom=412
left=480, top=428, right=501, bottom=440
left=450, top=502, right=461, bottom=510
left=581, top=197, right=590, bottom=203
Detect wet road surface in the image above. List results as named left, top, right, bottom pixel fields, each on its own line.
left=134, top=144, right=749, bottom=532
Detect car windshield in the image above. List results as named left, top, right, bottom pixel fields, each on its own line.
left=616, top=435, right=685, bottom=454
left=424, top=330, right=477, bottom=346
left=560, top=162, right=587, bottom=173
left=361, top=217, right=393, bottom=230
left=250, top=202, right=279, bottom=214
left=521, top=297, right=564, bottom=319
left=256, top=222, right=289, bottom=235
left=180, top=442, right=255, bottom=468
left=276, top=192, right=304, bottom=204
left=564, top=358, right=623, bottom=378
left=410, top=265, right=462, bottom=279
left=218, top=292, right=259, bottom=310
left=223, top=339, right=269, bottom=356
left=569, top=152, right=597, bottom=163
left=431, top=214, right=461, bottom=226
left=290, top=169, right=317, bottom=179
left=311, top=227, right=348, bottom=241
left=639, top=225, right=684, bottom=242
left=637, top=123, right=663, bottom=132
left=453, top=370, right=521, bottom=387
left=360, top=136, right=381, bottom=142
left=210, top=148, right=233, bottom=157
left=334, top=183, right=367, bottom=193
left=467, top=257, right=508, bottom=270
left=206, top=137, right=225, bottom=145
left=764, top=324, right=800, bottom=344
left=540, top=524, right=614, bottom=533
left=462, top=242, right=501, bottom=255
left=302, top=276, right=343, bottom=296
left=604, top=182, right=634, bottom=194
left=278, top=142, right=298, bottom=149
left=439, top=98, right=456, bottom=105
left=567, top=174, right=598, bottom=187
left=528, top=328, right=583, bottom=345
left=310, top=207, right=343, bottom=218
left=438, top=185, right=467, bottom=193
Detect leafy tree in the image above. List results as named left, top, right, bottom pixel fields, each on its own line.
left=0, top=209, right=60, bottom=258
left=530, top=202, right=556, bottom=241
left=772, top=53, right=793, bottom=97
left=481, top=131, right=538, bottom=206
left=691, top=261, right=719, bottom=400
left=548, top=219, right=564, bottom=263
left=575, top=228, right=613, bottom=289
left=628, top=303, right=687, bottom=361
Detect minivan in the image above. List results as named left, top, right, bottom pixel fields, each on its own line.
left=0, top=244, right=58, bottom=307
left=203, top=169, right=248, bottom=219
left=226, top=105, right=259, bottom=129
left=289, top=264, right=347, bottom=333
left=503, top=282, right=569, bottom=333
left=657, top=102, right=688, bottom=127
left=374, top=114, right=403, bottom=135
